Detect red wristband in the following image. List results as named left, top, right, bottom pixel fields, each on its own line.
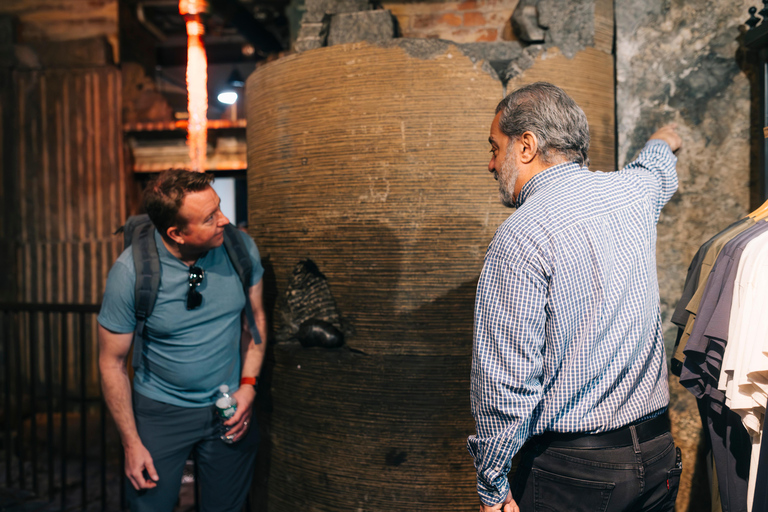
left=240, top=376, right=258, bottom=387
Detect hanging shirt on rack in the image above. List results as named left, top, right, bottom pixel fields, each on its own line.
left=718, top=229, right=768, bottom=510
left=680, top=221, right=768, bottom=398
left=674, top=199, right=768, bottom=512
left=721, top=229, right=768, bottom=414
left=670, top=217, right=753, bottom=376
left=678, top=222, right=768, bottom=512
left=673, top=218, right=757, bottom=373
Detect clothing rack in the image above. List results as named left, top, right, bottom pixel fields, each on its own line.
left=672, top=201, right=768, bottom=512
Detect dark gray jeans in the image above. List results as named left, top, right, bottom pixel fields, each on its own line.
left=128, top=392, right=259, bottom=512
left=512, top=427, right=681, bottom=512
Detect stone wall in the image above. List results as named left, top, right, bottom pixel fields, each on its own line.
left=293, top=0, right=519, bottom=50
left=616, top=1, right=756, bottom=510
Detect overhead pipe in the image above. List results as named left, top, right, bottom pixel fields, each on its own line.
left=179, top=0, right=208, bottom=172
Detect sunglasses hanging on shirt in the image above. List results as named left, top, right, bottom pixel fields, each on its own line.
left=187, top=265, right=204, bottom=310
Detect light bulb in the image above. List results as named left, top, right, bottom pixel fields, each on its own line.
left=217, top=91, right=238, bottom=105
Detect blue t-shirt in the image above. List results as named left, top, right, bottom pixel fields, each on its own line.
left=98, top=229, right=264, bottom=408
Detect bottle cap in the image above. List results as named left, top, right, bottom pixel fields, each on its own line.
left=219, top=384, right=229, bottom=394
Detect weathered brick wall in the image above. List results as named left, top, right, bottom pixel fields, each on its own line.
left=383, top=0, right=518, bottom=43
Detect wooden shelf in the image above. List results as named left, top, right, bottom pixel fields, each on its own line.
left=125, top=118, right=248, bottom=173
left=123, top=118, right=247, bottom=132
left=127, top=135, right=247, bottom=173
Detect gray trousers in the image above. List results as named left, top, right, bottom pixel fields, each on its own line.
left=128, top=392, right=259, bottom=512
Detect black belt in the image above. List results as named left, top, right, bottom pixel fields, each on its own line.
left=536, top=411, right=671, bottom=449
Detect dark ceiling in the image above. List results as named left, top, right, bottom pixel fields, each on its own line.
left=121, top=0, right=294, bottom=70
left=120, top=0, right=297, bottom=118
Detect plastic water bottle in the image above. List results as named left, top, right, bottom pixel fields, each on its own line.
left=215, top=384, right=237, bottom=444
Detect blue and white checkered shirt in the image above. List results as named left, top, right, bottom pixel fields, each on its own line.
left=468, top=140, right=678, bottom=506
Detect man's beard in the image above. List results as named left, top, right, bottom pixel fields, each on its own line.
left=497, top=148, right=519, bottom=208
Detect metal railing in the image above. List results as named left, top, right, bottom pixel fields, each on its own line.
left=0, top=302, right=123, bottom=511
left=0, top=303, right=254, bottom=512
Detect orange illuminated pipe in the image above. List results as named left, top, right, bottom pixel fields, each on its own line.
left=179, top=0, right=208, bottom=172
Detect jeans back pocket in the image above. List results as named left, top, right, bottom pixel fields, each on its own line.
left=532, top=467, right=615, bottom=512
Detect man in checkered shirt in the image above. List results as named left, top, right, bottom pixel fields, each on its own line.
left=468, top=82, right=683, bottom=512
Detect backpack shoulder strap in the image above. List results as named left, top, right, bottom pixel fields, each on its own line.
left=130, top=214, right=161, bottom=368
left=222, top=225, right=262, bottom=345
left=119, top=214, right=151, bottom=249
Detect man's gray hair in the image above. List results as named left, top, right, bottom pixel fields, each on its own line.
left=496, top=82, right=590, bottom=167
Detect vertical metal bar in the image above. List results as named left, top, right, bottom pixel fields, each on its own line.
left=61, top=313, right=68, bottom=511
left=193, top=451, right=200, bottom=512
left=100, top=376, right=106, bottom=511
left=29, top=311, right=39, bottom=494
left=45, top=312, right=55, bottom=500
left=16, top=311, right=25, bottom=490
left=3, top=311, right=12, bottom=488
left=120, top=449, right=126, bottom=510
left=80, top=312, right=87, bottom=509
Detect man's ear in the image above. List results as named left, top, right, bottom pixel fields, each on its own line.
left=519, top=131, right=538, bottom=164
left=167, top=225, right=185, bottom=245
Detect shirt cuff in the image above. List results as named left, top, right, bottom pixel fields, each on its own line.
left=645, top=138, right=675, bottom=155
left=478, top=479, right=511, bottom=507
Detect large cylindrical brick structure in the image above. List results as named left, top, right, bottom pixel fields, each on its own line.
left=247, top=35, right=614, bottom=510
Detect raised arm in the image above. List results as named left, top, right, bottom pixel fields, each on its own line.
left=98, top=325, right=159, bottom=490
left=619, top=123, right=682, bottom=222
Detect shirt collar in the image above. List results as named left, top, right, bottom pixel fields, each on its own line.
left=513, top=161, right=584, bottom=208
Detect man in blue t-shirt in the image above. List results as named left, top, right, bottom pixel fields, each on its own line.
left=98, top=170, right=267, bottom=512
